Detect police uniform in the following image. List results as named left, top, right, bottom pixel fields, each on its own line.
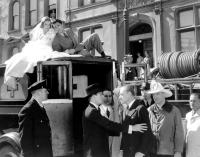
left=18, top=80, right=53, bottom=157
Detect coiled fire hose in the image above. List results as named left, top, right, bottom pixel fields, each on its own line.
left=158, top=50, right=200, bottom=78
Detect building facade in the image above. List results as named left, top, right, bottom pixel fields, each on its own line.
left=0, top=0, right=199, bottom=69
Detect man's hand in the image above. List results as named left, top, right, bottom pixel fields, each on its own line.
left=174, top=152, right=182, bottom=157
left=65, top=49, right=75, bottom=55
left=135, top=152, right=144, bottom=157
left=75, top=44, right=84, bottom=52
left=132, top=123, right=147, bottom=133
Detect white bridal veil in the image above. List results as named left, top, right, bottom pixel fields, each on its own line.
left=29, top=16, right=49, bottom=41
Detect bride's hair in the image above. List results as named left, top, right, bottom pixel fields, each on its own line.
left=30, top=16, right=52, bottom=41
left=40, top=16, right=51, bottom=28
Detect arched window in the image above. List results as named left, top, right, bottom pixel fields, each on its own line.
left=13, top=2, right=19, bottom=30
left=8, top=0, right=20, bottom=31
left=25, top=0, right=37, bottom=27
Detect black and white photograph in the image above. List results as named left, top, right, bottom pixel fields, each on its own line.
left=0, top=0, right=199, bottom=157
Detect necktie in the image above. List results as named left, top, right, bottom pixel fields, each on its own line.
left=125, top=105, right=129, bottom=115
left=106, top=108, right=110, bottom=118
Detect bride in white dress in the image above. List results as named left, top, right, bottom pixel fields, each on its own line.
left=4, top=16, right=56, bottom=89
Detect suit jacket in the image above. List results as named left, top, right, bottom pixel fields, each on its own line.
left=82, top=103, right=128, bottom=157
left=120, top=99, right=153, bottom=156
left=18, top=99, right=53, bottom=157
left=52, top=33, right=74, bottom=52
left=52, top=28, right=78, bottom=52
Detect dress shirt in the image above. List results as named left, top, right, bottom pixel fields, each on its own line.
left=90, top=102, right=99, bottom=110
left=186, top=109, right=200, bottom=157
left=100, top=104, right=113, bottom=119
left=127, top=99, right=136, bottom=109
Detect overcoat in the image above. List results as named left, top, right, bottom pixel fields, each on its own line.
left=82, top=103, right=127, bottom=157
left=148, top=102, right=184, bottom=155
left=120, top=99, right=154, bottom=157
left=18, top=99, right=53, bottom=157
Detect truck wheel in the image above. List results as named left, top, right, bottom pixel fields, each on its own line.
left=0, top=144, right=20, bottom=157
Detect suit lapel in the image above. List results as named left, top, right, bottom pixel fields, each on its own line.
left=126, top=100, right=140, bottom=118
left=89, top=103, right=99, bottom=112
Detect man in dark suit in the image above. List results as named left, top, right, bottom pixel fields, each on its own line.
left=18, top=80, right=53, bottom=157
left=119, top=85, right=153, bottom=157
left=52, top=19, right=106, bottom=57
left=82, top=84, right=147, bottom=157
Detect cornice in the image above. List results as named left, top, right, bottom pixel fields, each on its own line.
left=65, top=11, right=119, bottom=27
left=65, top=0, right=113, bottom=15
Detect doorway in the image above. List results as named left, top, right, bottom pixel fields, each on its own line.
left=129, top=23, right=154, bottom=67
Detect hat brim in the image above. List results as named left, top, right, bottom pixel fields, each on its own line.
left=148, top=89, right=172, bottom=98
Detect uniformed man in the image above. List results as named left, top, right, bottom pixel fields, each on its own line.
left=18, top=80, right=53, bottom=157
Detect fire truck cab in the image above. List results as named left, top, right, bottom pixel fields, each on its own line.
left=0, top=56, right=116, bottom=157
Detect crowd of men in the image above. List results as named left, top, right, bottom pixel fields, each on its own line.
left=18, top=79, right=200, bottom=157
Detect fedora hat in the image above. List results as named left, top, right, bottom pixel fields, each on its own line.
left=85, top=83, right=103, bottom=97
left=148, top=80, right=172, bottom=98
left=28, top=80, right=47, bottom=93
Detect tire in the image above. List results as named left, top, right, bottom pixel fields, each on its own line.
left=0, top=144, right=21, bottom=157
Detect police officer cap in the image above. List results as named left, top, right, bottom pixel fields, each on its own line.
left=28, top=80, right=47, bottom=93
left=86, top=83, right=103, bottom=97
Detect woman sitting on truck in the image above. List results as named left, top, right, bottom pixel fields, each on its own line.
left=4, top=16, right=57, bottom=89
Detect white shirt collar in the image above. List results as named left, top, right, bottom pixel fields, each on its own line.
left=127, top=99, right=135, bottom=109
left=90, top=102, right=99, bottom=109
left=192, top=108, right=200, bottom=116
left=101, top=104, right=108, bottom=110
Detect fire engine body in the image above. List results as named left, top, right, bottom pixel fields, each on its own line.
left=0, top=56, right=116, bottom=157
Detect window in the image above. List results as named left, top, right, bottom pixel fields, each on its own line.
left=30, top=0, right=37, bottom=26
left=0, top=7, right=1, bottom=33
left=176, top=4, right=200, bottom=52
left=13, top=2, right=19, bottom=30
left=38, top=0, right=44, bottom=19
left=79, top=25, right=103, bottom=41
left=79, top=25, right=103, bottom=56
left=25, top=0, right=37, bottom=27
left=48, top=0, right=56, bottom=21
left=8, top=0, right=20, bottom=31
left=25, top=0, right=57, bottom=27
left=79, top=0, right=107, bottom=6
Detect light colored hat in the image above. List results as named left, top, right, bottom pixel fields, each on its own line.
left=148, top=80, right=172, bottom=98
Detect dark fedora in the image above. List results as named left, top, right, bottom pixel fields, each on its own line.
left=85, top=83, right=103, bottom=97
left=28, top=80, right=47, bottom=93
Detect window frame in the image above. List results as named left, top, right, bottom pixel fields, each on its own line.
left=175, top=3, right=200, bottom=52
left=78, top=24, right=103, bottom=42
left=8, top=0, right=20, bottom=33
left=25, top=0, right=57, bottom=30
left=78, top=24, right=103, bottom=55
left=78, top=0, right=108, bottom=7
left=25, top=0, right=38, bottom=29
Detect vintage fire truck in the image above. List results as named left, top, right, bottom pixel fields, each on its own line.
left=1, top=50, right=200, bottom=156
left=122, top=50, right=200, bottom=122
left=0, top=56, right=117, bottom=157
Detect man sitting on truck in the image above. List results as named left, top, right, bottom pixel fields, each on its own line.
left=52, top=19, right=106, bottom=57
